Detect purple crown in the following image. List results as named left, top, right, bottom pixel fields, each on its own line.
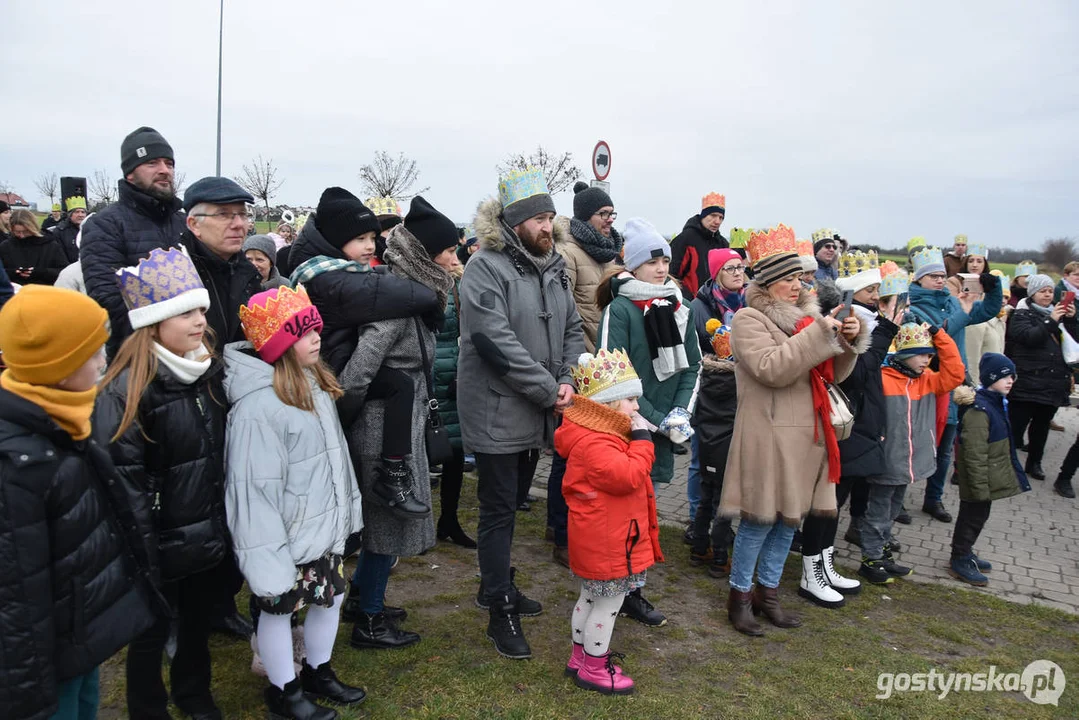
left=118, top=246, right=205, bottom=311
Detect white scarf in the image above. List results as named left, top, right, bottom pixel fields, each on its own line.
left=153, top=342, right=212, bottom=385
left=609, top=274, right=693, bottom=381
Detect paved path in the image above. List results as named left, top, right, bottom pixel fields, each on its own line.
left=529, top=404, right=1079, bottom=615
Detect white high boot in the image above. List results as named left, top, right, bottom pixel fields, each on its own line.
left=822, top=546, right=862, bottom=595
left=798, top=553, right=846, bottom=608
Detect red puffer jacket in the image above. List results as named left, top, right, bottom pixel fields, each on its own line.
left=554, top=396, right=663, bottom=581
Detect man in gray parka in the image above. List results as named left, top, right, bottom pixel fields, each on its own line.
left=458, top=167, right=585, bottom=660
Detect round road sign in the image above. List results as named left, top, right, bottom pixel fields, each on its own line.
left=592, top=141, right=611, bottom=181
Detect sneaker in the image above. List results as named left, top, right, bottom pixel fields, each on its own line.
left=619, top=589, right=667, bottom=627
left=880, top=550, right=913, bottom=578
left=971, top=553, right=992, bottom=572
left=858, top=558, right=895, bottom=585
left=487, top=596, right=531, bottom=660
left=948, top=554, right=988, bottom=586
left=476, top=567, right=543, bottom=616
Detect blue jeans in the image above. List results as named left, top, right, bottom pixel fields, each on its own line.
left=925, top=422, right=957, bottom=504
left=687, top=434, right=702, bottom=520
left=350, top=550, right=395, bottom=615
left=729, top=520, right=796, bottom=593
left=50, top=668, right=99, bottom=720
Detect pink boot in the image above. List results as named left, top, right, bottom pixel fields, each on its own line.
left=565, top=643, right=585, bottom=676
left=574, top=651, right=634, bottom=695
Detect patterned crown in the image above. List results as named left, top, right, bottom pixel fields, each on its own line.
left=955, top=233, right=968, bottom=244
left=704, top=319, right=733, bottom=360
left=990, top=269, right=1011, bottom=299
left=911, top=246, right=945, bottom=274
left=811, top=228, right=837, bottom=243
left=118, top=246, right=209, bottom=329
left=65, top=195, right=87, bottom=212
left=239, top=285, right=323, bottom=363
left=570, top=349, right=643, bottom=403
left=967, top=242, right=989, bottom=259
left=729, top=228, right=753, bottom=249
left=878, top=261, right=910, bottom=297
left=747, top=224, right=797, bottom=265
left=894, top=322, right=934, bottom=355
left=838, top=250, right=879, bottom=278
left=365, top=196, right=401, bottom=217
left=795, top=239, right=814, bottom=257
left=701, top=192, right=726, bottom=211
left=1014, top=260, right=1037, bottom=278
left=498, top=166, right=551, bottom=208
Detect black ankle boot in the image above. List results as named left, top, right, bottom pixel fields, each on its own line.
left=437, top=516, right=477, bottom=548
left=349, top=612, right=420, bottom=650
left=300, top=661, right=366, bottom=706
left=372, top=458, right=430, bottom=518
left=1025, top=459, right=1046, bottom=481
left=264, top=676, right=338, bottom=720
left=1055, top=477, right=1076, bottom=499
left=487, top=595, right=531, bottom=659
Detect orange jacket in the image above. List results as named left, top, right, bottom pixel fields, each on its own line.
left=554, top=396, right=662, bottom=581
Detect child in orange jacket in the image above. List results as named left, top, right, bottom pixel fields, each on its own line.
left=554, top=349, right=661, bottom=696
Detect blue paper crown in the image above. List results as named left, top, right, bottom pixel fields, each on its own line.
left=967, top=242, right=989, bottom=259
left=498, top=166, right=550, bottom=208
left=1015, top=261, right=1038, bottom=278
left=911, top=246, right=944, bottom=274
left=879, top=270, right=910, bottom=297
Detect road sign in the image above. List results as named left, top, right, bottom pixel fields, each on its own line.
left=590, top=180, right=610, bottom=194
left=592, top=141, right=611, bottom=181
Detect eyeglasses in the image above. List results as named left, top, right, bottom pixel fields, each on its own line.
left=925, top=273, right=947, bottom=281
left=594, top=211, right=618, bottom=221
left=192, top=211, right=252, bottom=222
left=821, top=243, right=836, bottom=250
left=721, top=265, right=747, bottom=274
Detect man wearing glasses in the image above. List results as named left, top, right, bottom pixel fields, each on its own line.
left=812, top=230, right=840, bottom=283
left=82, top=126, right=188, bottom=359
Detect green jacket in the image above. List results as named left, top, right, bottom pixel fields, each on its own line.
left=434, top=281, right=462, bottom=449
left=956, top=390, right=1031, bottom=502
left=596, top=277, right=701, bottom=483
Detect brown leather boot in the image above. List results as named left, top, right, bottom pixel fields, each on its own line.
left=751, top=584, right=802, bottom=628
left=727, top=588, right=764, bottom=637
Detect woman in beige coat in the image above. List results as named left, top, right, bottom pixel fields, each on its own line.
left=720, top=236, right=865, bottom=637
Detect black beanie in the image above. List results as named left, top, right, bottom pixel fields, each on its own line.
left=314, top=187, right=380, bottom=249
left=121, top=126, right=174, bottom=175
left=571, top=180, right=613, bottom=221
left=405, top=196, right=458, bottom=257
left=378, top=215, right=403, bottom=233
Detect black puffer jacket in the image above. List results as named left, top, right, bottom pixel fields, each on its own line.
left=670, top=215, right=728, bottom=301
left=0, top=389, right=162, bottom=720
left=47, top=219, right=81, bottom=264
left=81, top=181, right=186, bottom=359
left=0, top=234, right=69, bottom=286
left=288, top=214, right=441, bottom=374
left=181, top=230, right=262, bottom=347
left=836, top=317, right=900, bottom=478
left=1005, top=305, right=1076, bottom=407
left=692, top=356, right=737, bottom=483
left=95, top=359, right=230, bottom=582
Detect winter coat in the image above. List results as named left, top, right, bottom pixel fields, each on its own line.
left=0, top=234, right=69, bottom=286
left=276, top=244, right=295, bottom=279
left=222, top=344, right=364, bottom=599
left=179, top=230, right=262, bottom=348
left=54, top=261, right=86, bottom=294
left=1004, top=301, right=1076, bottom=408
left=286, top=216, right=440, bottom=375
left=964, top=315, right=1006, bottom=382
left=692, top=355, right=737, bottom=484
left=554, top=396, right=662, bottom=581
left=719, top=283, right=867, bottom=526
left=877, top=330, right=966, bottom=486
left=690, top=279, right=744, bottom=357
left=0, top=388, right=161, bottom=720
left=597, top=275, right=702, bottom=484
left=47, top=219, right=81, bottom=264
left=837, top=317, right=900, bottom=478
left=457, top=198, right=585, bottom=455
left=81, top=181, right=187, bottom=359
left=670, top=215, right=728, bottom=300
left=956, top=388, right=1031, bottom=502
left=40, top=215, right=61, bottom=234
left=95, top=359, right=230, bottom=583
left=434, top=281, right=462, bottom=449
left=943, top=252, right=965, bottom=277
left=556, top=222, right=622, bottom=353
left=0, top=264, right=13, bottom=308
left=1008, top=283, right=1026, bottom=308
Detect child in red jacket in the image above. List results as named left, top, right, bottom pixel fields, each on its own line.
left=554, top=349, right=662, bottom=696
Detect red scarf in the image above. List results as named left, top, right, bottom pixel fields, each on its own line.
left=793, top=317, right=841, bottom=484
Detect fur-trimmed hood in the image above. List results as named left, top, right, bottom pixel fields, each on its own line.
left=474, top=197, right=569, bottom=253
left=701, top=354, right=736, bottom=375
left=745, top=281, right=871, bottom=354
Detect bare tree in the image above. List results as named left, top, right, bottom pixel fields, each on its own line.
left=357, top=151, right=429, bottom=200
left=34, top=173, right=59, bottom=207
left=1042, top=237, right=1076, bottom=272
left=89, top=169, right=117, bottom=207
left=497, top=146, right=583, bottom=194
left=0, top=180, right=12, bottom=195
left=235, top=156, right=284, bottom=223
left=173, top=171, right=188, bottom=198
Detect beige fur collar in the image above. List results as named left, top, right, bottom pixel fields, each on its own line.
left=745, top=282, right=822, bottom=335
left=473, top=197, right=568, bottom=253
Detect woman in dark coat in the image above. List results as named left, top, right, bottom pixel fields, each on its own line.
left=0, top=209, right=69, bottom=285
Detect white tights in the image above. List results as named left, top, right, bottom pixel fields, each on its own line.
left=258, top=595, right=342, bottom=690
left=571, top=586, right=624, bottom=656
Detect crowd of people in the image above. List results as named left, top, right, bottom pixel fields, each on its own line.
left=0, top=125, right=1074, bottom=719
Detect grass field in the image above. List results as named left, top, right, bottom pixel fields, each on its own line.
left=94, top=474, right=1077, bottom=719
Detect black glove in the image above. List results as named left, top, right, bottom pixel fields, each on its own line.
left=928, top=324, right=942, bottom=336
left=344, top=531, right=363, bottom=558
left=979, top=272, right=998, bottom=292
left=422, top=306, right=444, bottom=333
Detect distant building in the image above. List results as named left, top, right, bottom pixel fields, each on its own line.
left=0, top=192, right=30, bottom=208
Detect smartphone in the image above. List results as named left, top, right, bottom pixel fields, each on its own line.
left=838, top=289, right=855, bottom=319
left=1063, top=291, right=1075, bottom=309
left=958, top=272, right=982, bottom=296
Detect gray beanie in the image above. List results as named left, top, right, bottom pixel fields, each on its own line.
left=121, top=126, right=174, bottom=175
left=1025, top=274, right=1054, bottom=298
left=622, top=218, right=670, bottom=271
left=242, top=234, right=277, bottom=268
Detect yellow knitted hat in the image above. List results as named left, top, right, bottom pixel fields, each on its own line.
left=0, top=286, right=109, bottom=384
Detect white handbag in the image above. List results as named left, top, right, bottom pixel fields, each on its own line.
left=1061, top=326, right=1079, bottom=365
left=826, top=382, right=855, bottom=441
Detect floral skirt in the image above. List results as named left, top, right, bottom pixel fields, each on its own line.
left=579, top=570, right=648, bottom=598
left=254, top=554, right=346, bottom=615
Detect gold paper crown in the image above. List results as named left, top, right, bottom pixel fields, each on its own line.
left=239, top=285, right=315, bottom=352
left=795, top=239, right=814, bottom=257
left=701, top=192, right=726, bottom=211
left=895, top=322, right=934, bottom=355
left=811, top=228, right=837, bottom=243
left=570, top=349, right=640, bottom=401
left=907, top=236, right=927, bottom=253
left=747, top=224, right=797, bottom=265
left=729, top=228, right=753, bottom=249
left=955, top=234, right=968, bottom=244
left=838, top=250, right=879, bottom=278
left=65, top=196, right=87, bottom=212
left=365, top=196, right=401, bottom=217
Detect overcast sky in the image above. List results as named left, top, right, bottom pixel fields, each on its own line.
left=4, top=1, right=1077, bottom=249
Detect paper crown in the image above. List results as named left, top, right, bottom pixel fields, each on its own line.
left=118, top=246, right=210, bottom=330
left=704, top=319, right=733, bottom=360
left=293, top=212, right=310, bottom=232
left=701, top=192, right=726, bottom=211
left=955, top=234, right=968, bottom=244
left=365, top=196, right=401, bottom=217
left=239, top=285, right=324, bottom=364
left=795, top=239, right=814, bottom=257
left=498, top=166, right=551, bottom=208
left=811, top=228, right=837, bottom=243
left=894, top=322, right=935, bottom=356
left=729, top=228, right=752, bottom=249
left=878, top=261, right=910, bottom=297
left=990, top=269, right=1011, bottom=299
left=838, top=250, right=879, bottom=278
left=747, top=224, right=797, bottom=265
left=1014, top=260, right=1038, bottom=278
left=911, top=246, right=945, bottom=274
left=966, top=242, right=988, bottom=259
left=51, top=203, right=61, bottom=212
left=570, top=348, right=643, bottom=403
left=65, top=196, right=87, bottom=212
left=907, top=236, right=927, bottom=253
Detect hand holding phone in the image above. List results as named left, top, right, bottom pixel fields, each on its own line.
left=838, top=289, right=855, bottom=319
left=1062, top=291, right=1075, bottom=309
